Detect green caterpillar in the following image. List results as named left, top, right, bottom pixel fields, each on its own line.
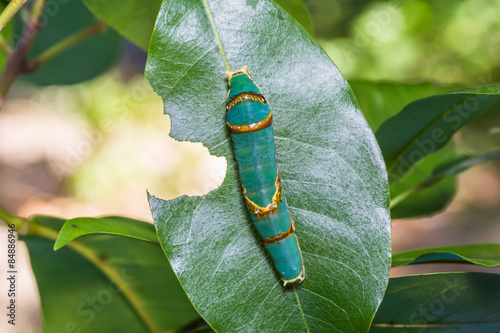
left=225, top=66, right=305, bottom=286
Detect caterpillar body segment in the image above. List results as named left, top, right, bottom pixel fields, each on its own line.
left=225, top=66, right=305, bottom=286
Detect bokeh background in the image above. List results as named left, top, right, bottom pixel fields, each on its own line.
left=1, top=0, right=500, bottom=332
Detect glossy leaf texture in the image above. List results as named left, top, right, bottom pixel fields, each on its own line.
left=376, top=84, right=500, bottom=182
left=17, top=0, right=121, bottom=85
left=392, top=243, right=500, bottom=267
left=146, top=0, right=391, bottom=332
left=54, top=216, right=160, bottom=250
left=370, top=273, right=500, bottom=332
left=83, top=0, right=162, bottom=51
left=349, top=81, right=460, bottom=218
left=21, top=215, right=198, bottom=333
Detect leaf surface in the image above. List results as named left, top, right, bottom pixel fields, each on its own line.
left=371, top=273, right=500, bottom=332
left=146, top=0, right=391, bottom=332
left=18, top=0, right=121, bottom=85
left=54, top=216, right=160, bottom=250
left=392, top=243, right=500, bottom=267
left=21, top=215, right=198, bottom=333
left=83, top=0, right=162, bottom=50
left=376, top=84, right=500, bottom=181
left=349, top=81, right=460, bottom=218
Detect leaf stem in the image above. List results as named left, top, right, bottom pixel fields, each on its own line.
left=0, top=207, right=27, bottom=229
left=0, top=34, right=12, bottom=55
left=0, top=0, right=28, bottom=32
left=26, top=20, right=108, bottom=73
left=0, top=0, right=46, bottom=109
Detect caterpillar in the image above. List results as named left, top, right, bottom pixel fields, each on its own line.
left=225, top=66, right=305, bottom=286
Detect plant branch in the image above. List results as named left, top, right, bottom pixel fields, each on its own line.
left=0, top=0, right=45, bottom=109
left=0, top=0, right=28, bottom=32
left=0, top=207, right=28, bottom=229
left=26, top=20, right=108, bottom=73
left=0, top=34, right=12, bottom=55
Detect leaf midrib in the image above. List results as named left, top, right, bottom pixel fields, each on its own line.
left=202, top=0, right=230, bottom=71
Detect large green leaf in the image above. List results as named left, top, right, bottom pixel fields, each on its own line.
left=392, top=243, right=500, bottom=267
left=82, top=0, right=312, bottom=51
left=83, top=0, right=161, bottom=51
left=371, top=273, right=500, bottom=332
left=146, top=0, right=391, bottom=332
left=54, top=216, right=160, bottom=250
left=18, top=0, right=122, bottom=85
left=21, top=215, right=198, bottom=333
left=376, top=84, right=500, bottom=181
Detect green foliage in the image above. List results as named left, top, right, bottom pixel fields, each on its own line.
left=18, top=0, right=122, bottom=85
left=21, top=215, right=198, bottom=333
left=54, top=216, right=160, bottom=250
left=392, top=244, right=500, bottom=267
left=81, top=0, right=313, bottom=52
left=83, top=0, right=162, bottom=51
left=1, top=0, right=500, bottom=332
left=377, top=84, right=500, bottom=182
left=146, top=0, right=390, bottom=332
left=371, top=273, right=500, bottom=332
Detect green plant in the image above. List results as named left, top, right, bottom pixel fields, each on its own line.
left=1, top=1, right=499, bottom=332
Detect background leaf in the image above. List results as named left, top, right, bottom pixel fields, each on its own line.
left=376, top=84, right=500, bottom=181
left=83, top=0, right=162, bottom=51
left=54, top=216, right=160, bottom=250
left=349, top=81, right=462, bottom=219
left=391, top=149, right=500, bottom=219
left=389, top=147, right=457, bottom=219
left=392, top=243, right=500, bottom=267
left=350, top=80, right=460, bottom=131
left=146, top=0, right=391, bottom=332
left=17, top=0, right=122, bottom=85
left=371, top=273, right=500, bottom=332
left=274, top=0, right=313, bottom=35
left=22, top=215, right=198, bottom=333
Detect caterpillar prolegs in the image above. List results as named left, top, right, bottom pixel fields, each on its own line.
left=225, top=66, right=305, bottom=286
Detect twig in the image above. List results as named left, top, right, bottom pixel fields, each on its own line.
left=0, top=0, right=28, bottom=32
left=0, top=0, right=45, bottom=109
left=0, top=34, right=12, bottom=55
left=0, top=207, right=27, bottom=229
left=26, top=20, right=108, bottom=72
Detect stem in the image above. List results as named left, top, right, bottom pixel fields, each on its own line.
left=0, top=0, right=28, bottom=32
left=0, top=207, right=28, bottom=229
left=0, top=0, right=45, bottom=109
left=0, top=34, right=12, bottom=55
left=27, top=20, right=108, bottom=72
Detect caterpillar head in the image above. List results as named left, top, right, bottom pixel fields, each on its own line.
left=225, top=66, right=262, bottom=100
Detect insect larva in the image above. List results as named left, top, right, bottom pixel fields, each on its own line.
left=225, top=66, right=305, bottom=286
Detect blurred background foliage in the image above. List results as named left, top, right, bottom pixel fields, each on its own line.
left=0, top=0, right=500, bottom=332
